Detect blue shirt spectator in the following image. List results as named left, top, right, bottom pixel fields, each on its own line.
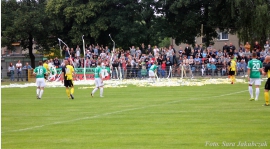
left=22, top=62, right=32, bottom=70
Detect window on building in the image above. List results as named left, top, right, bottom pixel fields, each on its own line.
left=218, top=32, right=229, bottom=40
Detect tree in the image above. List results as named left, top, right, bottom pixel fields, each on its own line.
left=46, top=0, right=166, bottom=49
left=1, top=0, right=20, bottom=51
left=159, top=0, right=237, bottom=46
left=1, top=0, right=53, bottom=67
left=228, top=0, right=270, bottom=47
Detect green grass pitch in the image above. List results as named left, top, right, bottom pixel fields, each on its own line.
left=1, top=84, right=270, bottom=149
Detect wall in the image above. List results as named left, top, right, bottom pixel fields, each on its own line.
left=171, top=34, right=240, bottom=55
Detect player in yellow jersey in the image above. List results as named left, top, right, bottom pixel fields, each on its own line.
left=61, top=60, right=75, bottom=99
left=43, top=60, right=50, bottom=80
left=262, top=56, right=270, bottom=106
left=228, top=55, right=237, bottom=84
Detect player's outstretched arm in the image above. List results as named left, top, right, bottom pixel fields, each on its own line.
left=61, top=72, right=64, bottom=83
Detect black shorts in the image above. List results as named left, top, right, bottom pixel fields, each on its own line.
left=64, top=80, right=73, bottom=87
left=265, top=78, right=270, bottom=90
left=229, top=71, right=235, bottom=75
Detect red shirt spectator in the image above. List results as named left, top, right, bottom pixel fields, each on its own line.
left=161, top=61, right=166, bottom=70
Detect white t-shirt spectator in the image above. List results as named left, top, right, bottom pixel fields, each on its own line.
left=16, top=62, right=22, bottom=72
left=153, top=48, right=160, bottom=57
left=76, top=49, right=80, bottom=57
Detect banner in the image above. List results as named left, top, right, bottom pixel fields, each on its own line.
left=28, top=67, right=110, bottom=82
left=52, top=67, right=110, bottom=81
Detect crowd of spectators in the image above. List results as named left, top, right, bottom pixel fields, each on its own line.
left=57, top=41, right=270, bottom=79
left=7, top=40, right=270, bottom=81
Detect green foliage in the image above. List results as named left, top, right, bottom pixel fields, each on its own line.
left=228, top=0, right=270, bottom=45
left=1, top=0, right=269, bottom=58
left=1, top=0, right=54, bottom=67
left=158, top=37, right=171, bottom=48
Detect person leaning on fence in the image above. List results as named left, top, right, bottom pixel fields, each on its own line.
left=8, top=62, right=15, bottom=81
left=23, top=62, right=33, bottom=81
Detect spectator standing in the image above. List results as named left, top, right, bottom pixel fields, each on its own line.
left=254, top=41, right=261, bottom=51
left=16, top=60, right=23, bottom=81
left=193, top=44, right=199, bottom=52
left=238, top=59, right=247, bottom=75
left=65, top=47, right=70, bottom=60
left=76, top=45, right=81, bottom=58
left=112, top=59, right=119, bottom=79
left=165, top=57, right=172, bottom=77
left=184, top=44, right=191, bottom=58
left=161, top=60, right=166, bottom=78
left=135, top=47, right=142, bottom=59
left=245, top=42, right=251, bottom=52
left=217, top=49, right=223, bottom=58
left=130, top=46, right=136, bottom=57
left=23, top=62, right=33, bottom=81
left=94, top=46, right=99, bottom=56
left=153, top=46, right=160, bottom=58
left=147, top=44, right=153, bottom=55
left=8, top=62, right=15, bottom=81
left=239, top=44, right=245, bottom=52
left=223, top=42, right=229, bottom=53
left=70, top=48, right=76, bottom=59
left=53, top=57, right=61, bottom=68
left=229, top=43, right=236, bottom=52
left=23, top=62, right=32, bottom=70
left=178, top=47, right=183, bottom=58
left=140, top=43, right=146, bottom=55
left=105, top=46, right=110, bottom=54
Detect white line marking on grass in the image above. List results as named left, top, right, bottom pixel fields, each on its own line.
left=2, top=89, right=248, bottom=134
left=212, top=90, right=248, bottom=97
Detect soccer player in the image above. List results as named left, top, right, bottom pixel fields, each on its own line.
left=61, top=60, right=75, bottom=99
left=247, top=52, right=263, bottom=101
left=262, top=56, right=270, bottom=106
left=91, top=61, right=104, bottom=97
left=148, top=62, right=158, bottom=83
left=43, top=60, right=50, bottom=80
left=33, top=61, right=47, bottom=99
left=228, top=55, right=237, bottom=84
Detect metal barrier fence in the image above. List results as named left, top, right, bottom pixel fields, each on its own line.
left=110, top=64, right=247, bottom=80
left=1, top=64, right=247, bottom=82
left=2, top=68, right=30, bottom=81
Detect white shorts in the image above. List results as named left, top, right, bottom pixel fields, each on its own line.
left=95, top=78, right=104, bottom=87
left=36, top=78, right=46, bottom=87
left=149, top=70, right=155, bottom=77
left=249, top=78, right=261, bottom=86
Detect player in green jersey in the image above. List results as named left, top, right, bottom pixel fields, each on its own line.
left=149, top=62, right=158, bottom=83
left=247, top=52, right=263, bottom=101
left=33, top=61, right=47, bottom=99
left=91, top=61, right=104, bottom=97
